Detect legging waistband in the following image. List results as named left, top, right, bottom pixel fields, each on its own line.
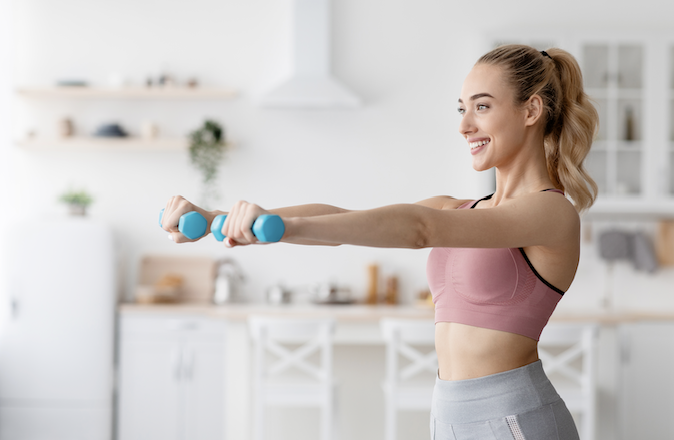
left=432, top=360, right=561, bottom=425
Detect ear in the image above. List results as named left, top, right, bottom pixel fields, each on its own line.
left=523, top=94, right=544, bottom=127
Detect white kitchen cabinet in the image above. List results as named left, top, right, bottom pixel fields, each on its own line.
left=117, top=315, right=227, bottom=440
left=488, top=32, right=674, bottom=216
left=617, top=322, right=674, bottom=440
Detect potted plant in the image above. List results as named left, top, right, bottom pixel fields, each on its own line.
left=59, top=189, right=94, bottom=216
left=188, top=119, right=227, bottom=209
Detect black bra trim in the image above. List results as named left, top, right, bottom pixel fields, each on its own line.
left=470, top=193, right=493, bottom=209
left=518, top=248, right=565, bottom=295
left=469, top=191, right=565, bottom=296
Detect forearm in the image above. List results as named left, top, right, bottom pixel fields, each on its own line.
left=283, top=204, right=430, bottom=249
left=270, top=204, right=350, bottom=218
left=272, top=204, right=352, bottom=246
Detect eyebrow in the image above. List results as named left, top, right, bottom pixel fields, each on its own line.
left=457, top=93, right=495, bottom=104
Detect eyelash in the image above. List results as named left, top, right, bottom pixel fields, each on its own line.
left=457, top=104, right=488, bottom=115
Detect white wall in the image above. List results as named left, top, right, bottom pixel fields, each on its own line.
left=0, top=0, right=13, bottom=330
left=6, top=0, right=674, bottom=306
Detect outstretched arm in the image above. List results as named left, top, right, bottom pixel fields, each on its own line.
left=223, top=191, right=578, bottom=252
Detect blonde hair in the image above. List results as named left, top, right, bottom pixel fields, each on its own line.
left=477, top=44, right=599, bottom=212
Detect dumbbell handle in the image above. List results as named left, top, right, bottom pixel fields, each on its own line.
left=211, top=214, right=285, bottom=243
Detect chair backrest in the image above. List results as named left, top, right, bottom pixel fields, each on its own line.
left=380, top=319, right=437, bottom=383
left=248, top=316, right=336, bottom=383
left=538, top=322, right=599, bottom=392
left=539, top=322, right=599, bottom=440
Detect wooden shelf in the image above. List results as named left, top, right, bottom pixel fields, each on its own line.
left=15, top=137, right=188, bottom=151
left=15, top=86, right=237, bottom=100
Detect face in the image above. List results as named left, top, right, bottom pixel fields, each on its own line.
left=457, top=63, right=529, bottom=171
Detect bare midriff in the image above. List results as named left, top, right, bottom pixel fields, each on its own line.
left=435, top=322, right=539, bottom=381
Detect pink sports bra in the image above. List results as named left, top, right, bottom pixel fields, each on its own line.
left=427, top=190, right=566, bottom=341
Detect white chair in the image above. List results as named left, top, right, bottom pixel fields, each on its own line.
left=380, top=318, right=438, bottom=440
left=539, top=322, right=600, bottom=440
left=248, top=316, right=337, bottom=440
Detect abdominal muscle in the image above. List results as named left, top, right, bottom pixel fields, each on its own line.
left=435, top=322, right=539, bottom=381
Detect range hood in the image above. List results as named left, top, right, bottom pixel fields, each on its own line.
left=259, top=0, right=362, bottom=109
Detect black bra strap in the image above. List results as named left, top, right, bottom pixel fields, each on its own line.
left=470, top=193, right=494, bottom=209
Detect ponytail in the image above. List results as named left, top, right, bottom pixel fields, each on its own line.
left=477, top=45, right=599, bottom=212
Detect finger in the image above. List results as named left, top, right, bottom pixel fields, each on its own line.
left=162, top=196, right=181, bottom=232
left=233, top=201, right=249, bottom=243
left=241, top=203, right=259, bottom=244
left=223, top=202, right=239, bottom=240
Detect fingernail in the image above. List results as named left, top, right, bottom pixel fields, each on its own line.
left=224, top=237, right=233, bottom=248
left=168, top=234, right=174, bottom=241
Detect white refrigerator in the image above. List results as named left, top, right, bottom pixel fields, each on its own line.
left=0, top=218, right=116, bottom=440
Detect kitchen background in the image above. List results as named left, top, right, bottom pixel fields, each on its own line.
left=2, top=0, right=674, bottom=439
left=3, top=0, right=674, bottom=309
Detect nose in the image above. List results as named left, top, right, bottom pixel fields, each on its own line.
left=459, top=111, right=476, bottom=137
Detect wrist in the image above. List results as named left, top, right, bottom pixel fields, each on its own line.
left=282, top=217, right=300, bottom=242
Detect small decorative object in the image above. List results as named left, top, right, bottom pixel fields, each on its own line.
left=188, top=119, right=227, bottom=208
left=56, top=79, right=88, bottom=87
left=141, top=121, right=159, bottom=139
left=415, top=289, right=434, bottom=308
left=135, top=274, right=184, bottom=304
left=94, top=123, right=128, bottom=138
left=213, top=258, right=245, bottom=304
left=384, top=275, right=398, bottom=305
left=59, top=188, right=94, bottom=216
left=58, top=117, right=74, bottom=138
left=266, top=284, right=291, bottom=304
left=366, top=264, right=379, bottom=304
left=158, top=73, right=176, bottom=87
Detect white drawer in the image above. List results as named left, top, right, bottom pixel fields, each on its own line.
left=119, top=314, right=226, bottom=342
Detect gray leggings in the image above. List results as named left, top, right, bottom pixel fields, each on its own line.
left=430, top=360, right=579, bottom=440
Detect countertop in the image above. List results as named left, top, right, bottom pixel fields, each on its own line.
left=118, top=302, right=674, bottom=324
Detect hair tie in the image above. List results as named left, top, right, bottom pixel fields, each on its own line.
left=541, top=50, right=552, bottom=60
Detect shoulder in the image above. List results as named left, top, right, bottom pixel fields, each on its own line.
left=415, top=196, right=474, bottom=210
left=500, top=190, right=580, bottom=243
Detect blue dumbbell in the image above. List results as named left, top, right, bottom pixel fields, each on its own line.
left=159, top=209, right=208, bottom=240
left=211, top=214, right=285, bottom=243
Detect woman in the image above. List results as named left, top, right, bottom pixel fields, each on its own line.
left=162, top=44, right=598, bottom=439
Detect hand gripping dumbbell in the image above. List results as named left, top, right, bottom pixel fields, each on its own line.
left=159, top=209, right=208, bottom=240
left=159, top=209, right=285, bottom=243
left=210, top=214, right=285, bottom=243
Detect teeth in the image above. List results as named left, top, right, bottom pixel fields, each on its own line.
left=469, top=140, right=490, bottom=149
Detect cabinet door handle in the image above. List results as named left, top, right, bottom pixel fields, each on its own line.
left=183, top=348, right=194, bottom=381
left=172, top=348, right=183, bottom=381
left=10, top=297, right=19, bottom=319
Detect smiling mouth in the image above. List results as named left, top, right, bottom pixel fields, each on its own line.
left=469, top=139, right=490, bottom=151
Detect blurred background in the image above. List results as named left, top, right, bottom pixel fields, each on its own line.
left=2, top=0, right=674, bottom=439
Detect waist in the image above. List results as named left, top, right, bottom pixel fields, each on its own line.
left=432, top=360, right=561, bottom=424
left=435, top=322, right=539, bottom=380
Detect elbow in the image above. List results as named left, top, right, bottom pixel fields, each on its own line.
left=411, top=220, right=432, bottom=249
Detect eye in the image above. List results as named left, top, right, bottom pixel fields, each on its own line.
left=477, top=104, right=488, bottom=111
left=457, top=107, right=465, bottom=115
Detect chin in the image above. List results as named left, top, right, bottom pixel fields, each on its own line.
left=471, top=161, right=492, bottom=172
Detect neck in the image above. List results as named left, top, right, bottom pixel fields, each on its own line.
left=490, top=140, right=554, bottom=206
